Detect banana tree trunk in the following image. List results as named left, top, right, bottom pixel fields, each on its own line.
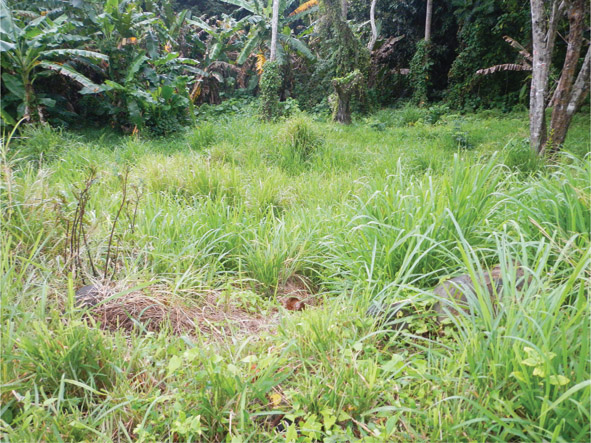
left=22, top=71, right=39, bottom=123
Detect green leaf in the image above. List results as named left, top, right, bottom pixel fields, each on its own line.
left=278, top=33, right=314, bottom=60
left=160, top=85, right=174, bottom=101
left=548, top=375, right=570, bottom=386
left=0, top=107, right=16, bottom=126
left=1, top=73, right=25, bottom=99
left=510, top=371, right=526, bottom=382
left=167, top=355, right=183, bottom=376
left=218, top=0, right=256, bottom=13
left=126, top=54, right=148, bottom=84
left=521, top=358, right=539, bottom=367
left=41, top=49, right=108, bottom=61
left=285, top=423, right=298, bottom=442
left=0, top=39, right=15, bottom=51
left=237, top=30, right=261, bottom=65
left=320, top=408, right=337, bottom=430
left=152, top=52, right=179, bottom=66
left=186, top=17, right=214, bottom=33
left=533, top=367, right=545, bottom=377
left=382, top=354, right=404, bottom=373
left=128, top=100, right=143, bottom=126
left=208, top=42, right=223, bottom=62
left=38, top=62, right=102, bottom=91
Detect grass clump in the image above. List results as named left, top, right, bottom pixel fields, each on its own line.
left=187, top=122, right=218, bottom=150
left=277, top=114, right=324, bottom=173
left=502, top=137, right=543, bottom=174
left=15, top=320, right=120, bottom=400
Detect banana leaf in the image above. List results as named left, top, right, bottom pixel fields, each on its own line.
left=38, top=62, right=102, bottom=92
left=41, top=49, right=108, bottom=61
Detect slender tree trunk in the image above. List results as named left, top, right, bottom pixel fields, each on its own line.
left=566, top=45, right=591, bottom=120
left=341, top=0, right=347, bottom=20
left=529, top=0, right=562, bottom=154
left=424, top=0, right=432, bottom=42
left=548, top=0, right=586, bottom=152
left=270, top=0, right=280, bottom=61
left=368, top=0, right=378, bottom=51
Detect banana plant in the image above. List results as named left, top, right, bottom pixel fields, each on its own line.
left=219, top=0, right=317, bottom=65
left=88, top=51, right=197, bottom=131
left=0, top=1, right=107, bottom=124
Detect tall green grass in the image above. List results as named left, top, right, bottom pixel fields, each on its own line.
left=1, top=109, right=589, bottom=441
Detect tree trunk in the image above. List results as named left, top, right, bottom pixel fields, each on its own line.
left=269, top=0, right=280, bottom=61
left=368, top=0, right=378, bottom=51
left=548, top=0, right=586, bottom=152
left=334, top=87, right=352, bottom=124
left=566, top=45, right=591, bottom=120
left=424, top=0, right=432, bottom=42
left=341, top=0, right=347, bottom=20
left=529, top=0, right=562, bottom=154
left=332, top=71, right=362, bottom=124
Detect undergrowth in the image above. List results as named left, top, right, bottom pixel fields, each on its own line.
left=1, top=109, right=589, bottom=441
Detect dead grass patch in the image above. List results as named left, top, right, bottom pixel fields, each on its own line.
left=80, top=282, right=281, bottom=340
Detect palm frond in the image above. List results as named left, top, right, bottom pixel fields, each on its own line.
left=476, top=63, right=532, bottom=76
left=503, top=35, right=532, bottom=62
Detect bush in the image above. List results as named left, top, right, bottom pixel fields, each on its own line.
left=426, top=104, right=450, bottom=124
left=441, top=121, right=474, bottom=150
left=395, top=104, right=426, bottom=126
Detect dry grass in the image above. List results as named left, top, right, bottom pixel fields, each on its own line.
left=81, top=282, right=286, bottom=339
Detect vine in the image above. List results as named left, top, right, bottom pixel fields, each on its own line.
left=409, top=40, right=433, bottom=106
left=259, top=61, right=282, bottom=121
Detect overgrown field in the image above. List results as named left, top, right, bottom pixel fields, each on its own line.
left=1, top=108, right=590, bottom=441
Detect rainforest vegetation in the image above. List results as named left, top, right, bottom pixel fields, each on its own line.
left=1, top=0, right=590, bottom=441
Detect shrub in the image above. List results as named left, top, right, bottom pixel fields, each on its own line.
left=426, top=104, right=450, bottom=124
left=441, top=121, right=474, bottom=150
left=395, top=104, right=426, bottom=126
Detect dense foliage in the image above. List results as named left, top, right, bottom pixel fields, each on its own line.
left=3, top=0, right=586, bottom=132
